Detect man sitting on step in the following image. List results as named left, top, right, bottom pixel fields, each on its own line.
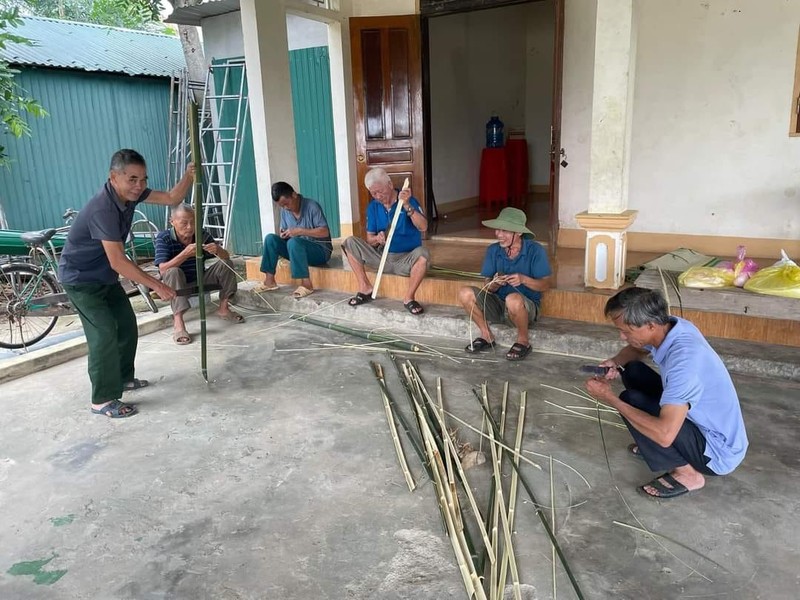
left=342, top=167, right=429, bottom=315
left=584, top=287, right=748, bottom=499
left=154, top=204, right=244, bottom=345
left=256, top=181, right=333, bottom=299
left=457, top=207, right=551, bottom=361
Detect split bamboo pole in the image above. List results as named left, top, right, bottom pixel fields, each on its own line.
left=375, top=363, right=416, bottom=492
left=472, top=389, right=586, bottom=600
left=371, top=177, right=409, bottom=300
left=292, top=315, right=422, bottom=352
left=187, top=102, right=207, bottom=382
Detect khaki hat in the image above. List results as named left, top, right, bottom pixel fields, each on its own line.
left=481, top=207, right=534, bottom=236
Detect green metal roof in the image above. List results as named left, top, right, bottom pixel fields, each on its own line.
left=0, top=16, right=185, bottom=78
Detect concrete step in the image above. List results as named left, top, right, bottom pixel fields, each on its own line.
left=233, top=283, right=800, bottom=383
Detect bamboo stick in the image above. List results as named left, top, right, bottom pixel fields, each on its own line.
left=484, top=395, right=522, bottom=600
left=497, top=391, right=526, bottom=597
left=372, top=177, right=409, bottom=300
left=550, top=454, right=557, bottom=600
left=472, top=389, right=586, bottom=600
left=376, top=364, right=416, bottom=492
left=187, top=101, right=207, bottom=382
left=292, top=314, right=422, bottom=352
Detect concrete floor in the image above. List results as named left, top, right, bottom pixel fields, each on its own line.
left=0, top=311, right=797, bottom=599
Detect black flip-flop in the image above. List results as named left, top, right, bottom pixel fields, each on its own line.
left=638, top=473, right=690, bottom=500
left=506, top=343, right=532, bottom=361
left=123, top=378, right=149, bottom=391
left=91, top=400, right=138, bottom=418
left=628, top=443, right=644, bottom=460
left=403, top=300, right=424, bottom=316
left=349, top=292, right=373, bottom=307
left=465, top=337, right=496, bottom=353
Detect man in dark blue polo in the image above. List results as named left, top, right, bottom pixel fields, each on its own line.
left=154, top=204, right=242, bottom=346
left=342, top=167, right=429, bottom=315
left=59, top=149, right=194, bottom=418
left=457, top=207, right=552, bottom=361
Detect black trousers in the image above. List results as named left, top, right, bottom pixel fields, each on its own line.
left=620, top=361, right=716, bottom=476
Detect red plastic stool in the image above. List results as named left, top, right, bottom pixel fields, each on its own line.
left=506, top=137, right=529, bottom=208
left=479, top=147, right=509, bottom=208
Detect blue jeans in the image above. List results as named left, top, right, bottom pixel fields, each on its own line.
left=620, top=361, right=716, bottom=475
left=260, top=234, right=330, bottom=279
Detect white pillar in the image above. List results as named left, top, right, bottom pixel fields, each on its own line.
left=327, top=19, right=360, bottom=239
left=577, top=0, right=638, bottom=289
left=240, top=0, right=299, bottom=239
left=587, top=0, right=637, bottom=213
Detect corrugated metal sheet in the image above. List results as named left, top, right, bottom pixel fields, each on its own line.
left=0, top=16, right=185, bottom=77
left=289, top=46, right=340, bottom=237
left=0, top=68, right=172, bottom=232
left=166, top=0, right=241, bottom=26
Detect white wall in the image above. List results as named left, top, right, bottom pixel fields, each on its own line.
left=351, top=0, right=416, bottom=16
left=560, top=0, right=800, bottom=242
left=429, top=4, right=530, bottom=207
left=202, top=11, right=245, bottom=60
left=287, top=14, right=328, bottom=49
left=525, top=0, right=555, bottom=187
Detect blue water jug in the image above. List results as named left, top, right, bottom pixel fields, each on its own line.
left=486, top=114, right=504, bottom=148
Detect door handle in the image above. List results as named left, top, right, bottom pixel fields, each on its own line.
left=357, top=154, right=365, bottom=163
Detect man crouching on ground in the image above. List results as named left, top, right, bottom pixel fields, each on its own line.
left=585, top=287, right=748, bottom=499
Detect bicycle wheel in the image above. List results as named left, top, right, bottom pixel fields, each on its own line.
left=0, top=263, right=60, bottom=349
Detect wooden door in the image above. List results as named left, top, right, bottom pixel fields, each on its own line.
left=350, top=16, right=425, bottom=236
left=548, top=0, right=565, bottom=255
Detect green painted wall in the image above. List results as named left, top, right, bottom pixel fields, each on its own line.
left=0, top=68, right=172, bottom=232
left=289, top=46, right=340, bottom=238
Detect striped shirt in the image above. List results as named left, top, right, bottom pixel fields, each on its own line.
left=154, top=228, right=215, bottom=283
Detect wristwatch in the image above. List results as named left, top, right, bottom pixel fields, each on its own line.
left=405, top=205, right=415, bottom=217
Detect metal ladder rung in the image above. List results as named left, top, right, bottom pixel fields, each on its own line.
left=205, top=94, right=242, bottom=100
left=202, top=162, right=234, bottom=167
left=201, top=126, right=237, bottom=132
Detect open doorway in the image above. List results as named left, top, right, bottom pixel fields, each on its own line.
left=423, top=0, right=561, bottom=249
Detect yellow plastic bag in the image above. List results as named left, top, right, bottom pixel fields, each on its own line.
left=678, top=266, right=735, bottom=288
left=743, top=251, right=800, bottom=299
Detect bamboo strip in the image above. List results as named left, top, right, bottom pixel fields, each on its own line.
left=484, top=394, right=522, bottom=600
left=188, top=102, right=208, bottom=382
left=376, top=364, right=416, bottom=492
left=472, top=389, right=586, bottom=600
left=497, top=391, right=526, bottom=597
left=372, top=177, right=409, bottom=299
left=550, top=454, right=557, bottom=600
left=292, top=314, right=422, bottom=352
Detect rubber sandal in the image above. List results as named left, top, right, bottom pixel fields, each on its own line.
left=123, top=378, right=149, bottom=391
left=465, top=337, right=496, bottom=353
left=349, top=292, right=374, bottom=307
left=403, top=300, right=424, bottom=315
left=293, top=285, right=314, bottom=299
left=216, top=310, right=245, bottom=323
left=506, top=343, right=532, bottom=361
left=173, top=330, right=192, bottom=345
left=638, top=473, right=690, bottom=499
left=253, top=283, right=280, bottom=293
left=628, top=443, right=644, bottom=460
left=91, top=400, right=138, bottom=418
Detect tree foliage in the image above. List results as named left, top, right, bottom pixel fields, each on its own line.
left=11, top=0, right=166, bottom=32
left=0, top=7, right=47, bottom=167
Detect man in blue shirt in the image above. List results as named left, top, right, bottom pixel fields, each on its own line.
left=59, top=149, right=193, bottom=418
left=585, top=288, right=749, bottom=499
left=154, top=204, right=243, bottom=346
left=342, top=167, right=429, bottom=315
left=458, top=207, right=552, bottom=361
left=256, top=182, right=332, bottom=299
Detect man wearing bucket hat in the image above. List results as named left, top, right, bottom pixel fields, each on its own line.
left=457, top=207, right=552, bottom=361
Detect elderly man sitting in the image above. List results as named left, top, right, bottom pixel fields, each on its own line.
left=154, top=204, right=243, bottom=345
left=457, top=207, right=551, bottom=361
left=342, top=167, right=429, bottom=315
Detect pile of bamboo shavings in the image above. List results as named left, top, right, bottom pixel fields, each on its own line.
left=371, top=357, right=586, bottom=600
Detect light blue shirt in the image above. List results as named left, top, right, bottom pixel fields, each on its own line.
left=480, top=238, right=552, bottom=305
left=645, top=317, right=748, bottom=475
left=279, top=196, right=332, bottom=257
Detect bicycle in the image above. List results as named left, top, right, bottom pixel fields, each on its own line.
left=0, top=209, right=161, bottom=350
